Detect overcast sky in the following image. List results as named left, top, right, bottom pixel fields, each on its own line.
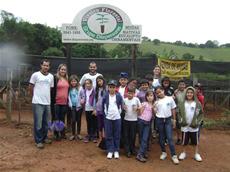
left=1, top=0, right=230, bottom=44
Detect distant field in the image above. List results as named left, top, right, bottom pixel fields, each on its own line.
left=104, top=42, right=230, bottom=62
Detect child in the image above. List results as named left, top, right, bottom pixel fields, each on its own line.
left=144, top=74, right=154, bottom=90
left=152, top=65, right=161, bottom=90
left=174, top=79, right=186, bottom=145
left=68, top=75, right=84, bottom=141
left=178, top=86, right=204, bottom=162
left=136, top=90, right=155, bottom=163
left=83, top=79, right=97, bottom=143
left=116, top=72, right=129, bottom=100
left=137, top=79, right=149, bottom=103
left=161, top=77, right=174, bottom=96
left=154, top=86, right=179, bottom=165
left=123, top=87, right=141, bottom=158
left=95, top=76, right=106, bottom=145
left=127, top=78, right=139, bottom=96
left=194, top=83, right=205, bottom=110
left=102, top=80, right=123, bottom=159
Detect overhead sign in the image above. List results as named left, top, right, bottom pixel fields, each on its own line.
left=158, top=58, right=191, bottom=78
left=62, top=4, right=142, bottom=44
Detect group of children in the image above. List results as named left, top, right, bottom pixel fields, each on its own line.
left=64, top=66, right=204, bottom=165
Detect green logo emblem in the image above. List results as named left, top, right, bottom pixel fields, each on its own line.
left=82, top=7, right=123, bottom=40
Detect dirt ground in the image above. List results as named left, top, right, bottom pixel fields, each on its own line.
left=0, top=108, right=230, bottom=172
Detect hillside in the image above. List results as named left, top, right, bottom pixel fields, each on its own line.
left=104, top=42, right=230, bottom=61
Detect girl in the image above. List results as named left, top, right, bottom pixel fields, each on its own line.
left=123, top=87, right=141, bottom=158
left=154, top=86, right=179, bottom=165
left=51, top=64, right=69, bottom=140
left=136, top=90, right=155, bottom=163
left=83, top=79, right=97, bottom=143
left=178, top=86, right=204, bottom=162
left=95, top=76, right=106, bottom=145
left=68, top=75, right=84, bottom=141
left=152, top=65, right=161, bottom=90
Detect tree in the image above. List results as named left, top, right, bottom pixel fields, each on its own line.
left=182, top=53, right=194, bottom=60
left=142, top=36, right=151, bottom=42
left=174, top=40, right=183, bottom=46
left=153, top=39, right=160, bottom=45
left=205, top=40, right=218, bottom=48
left=71, top=44, right=108, bottom=58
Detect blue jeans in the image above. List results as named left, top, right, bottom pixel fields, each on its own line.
left=104, top=118, right=121, bottom=153
left=32, top=104, right=51, bottom=144
left=156, top=117, right=176, bottom=156
left=138, top=119, right=151, bottom=156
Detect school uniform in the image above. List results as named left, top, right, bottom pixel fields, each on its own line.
left=102, top=92, right=123, bottom=153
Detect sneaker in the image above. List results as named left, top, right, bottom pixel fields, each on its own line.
left=160, top=152, right=167, bottom=160
left=83, top=136, right=89, bottom=143
left=194, top=153, right=202, bottom=162
left=136, top=154, right=147, bottom=163
left=179, top=152, right=186, bottom=160
left=93, top=138, right=98, bottom=143
left=165, top=140, right=168, bottom=146
left=143, top=153, right=148, bottom=159
left=152, top=132, right=157, bottom=139
left=36, top=143, right=44, bottom=149
left=172, top=155, right=179, bottom=165
left=176, top=139, right=182, bottom=145
left=69, top=135, right=75, bottom=141
left=126, top=152, right=131, bottom=158
left=107, top=152, right=113, bottom=159
left=77, top=134, right=83, bottom=140
left=114, top=151, right=119, bottom=159
left=43, top=138, right=52, bottom=144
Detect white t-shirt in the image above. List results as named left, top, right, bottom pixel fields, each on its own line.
left=124, top=97, right=141, bottom=121
left=181, top=101, right=199, bottom=132
left=155, top=96, right=176, bottom=118
left=29, top=71, right=54, bottom=105
left=105, top=95, right=121, bottom=120
left=118, top=86, right=126, bottom=100
left=80, top=73, right=102, bottom=88
left=152, top=78, right=161, bottom=90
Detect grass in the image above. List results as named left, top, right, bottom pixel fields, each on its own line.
left=203, top=109, right=230, bottom=129
left=203, top=118, right=230, bottom=129
left=104, top=42, right=230, bottom=62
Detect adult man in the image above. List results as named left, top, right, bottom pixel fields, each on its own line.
left=29, top=59, right=54, bottom=149
left=80, top=61, right=102, bottom=88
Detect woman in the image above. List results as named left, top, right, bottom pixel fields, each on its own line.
left=51, top=64, right=69, bottom=140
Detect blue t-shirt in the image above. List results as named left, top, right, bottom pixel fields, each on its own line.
left=69, top=88, right=78, bottom=107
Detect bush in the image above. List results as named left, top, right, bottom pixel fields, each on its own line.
left=42, top=47, right=64, bottom=57
left=182, top=53, right=194, bottom=60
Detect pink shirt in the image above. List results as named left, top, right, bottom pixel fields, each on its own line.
left=138, top=102, right=153, bottom=122
left=56, top=79, right=69, bottom=105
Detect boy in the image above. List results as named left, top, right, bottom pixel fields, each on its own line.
left=174, top=79, right=186, bottom=145
left=124, top=87, right=141, bottom=157
left=103, top=80, right=123, bottom=159
left=116, top=72, right=129, bottom=100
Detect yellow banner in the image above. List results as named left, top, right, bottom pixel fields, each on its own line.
left=158, top=58, right=191, bottom=78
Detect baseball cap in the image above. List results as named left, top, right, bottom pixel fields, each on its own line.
left=108, top=80, right=117, bottom=86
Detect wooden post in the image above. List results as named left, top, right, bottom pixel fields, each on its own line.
left=6, top=68, right=12, bottom=122
left=66, top=44, right=72, bottom=75
left=131, top=44, right=137, bottom=77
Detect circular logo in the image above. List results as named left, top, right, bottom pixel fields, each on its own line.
left=81, top=7, right=123, bottom=40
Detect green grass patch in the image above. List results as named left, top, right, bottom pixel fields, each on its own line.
left=203, top=117, right=230, bottom=129
left=192, top=73, right=230, bottom=80
left=104, top=42, right=230, bottom=62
